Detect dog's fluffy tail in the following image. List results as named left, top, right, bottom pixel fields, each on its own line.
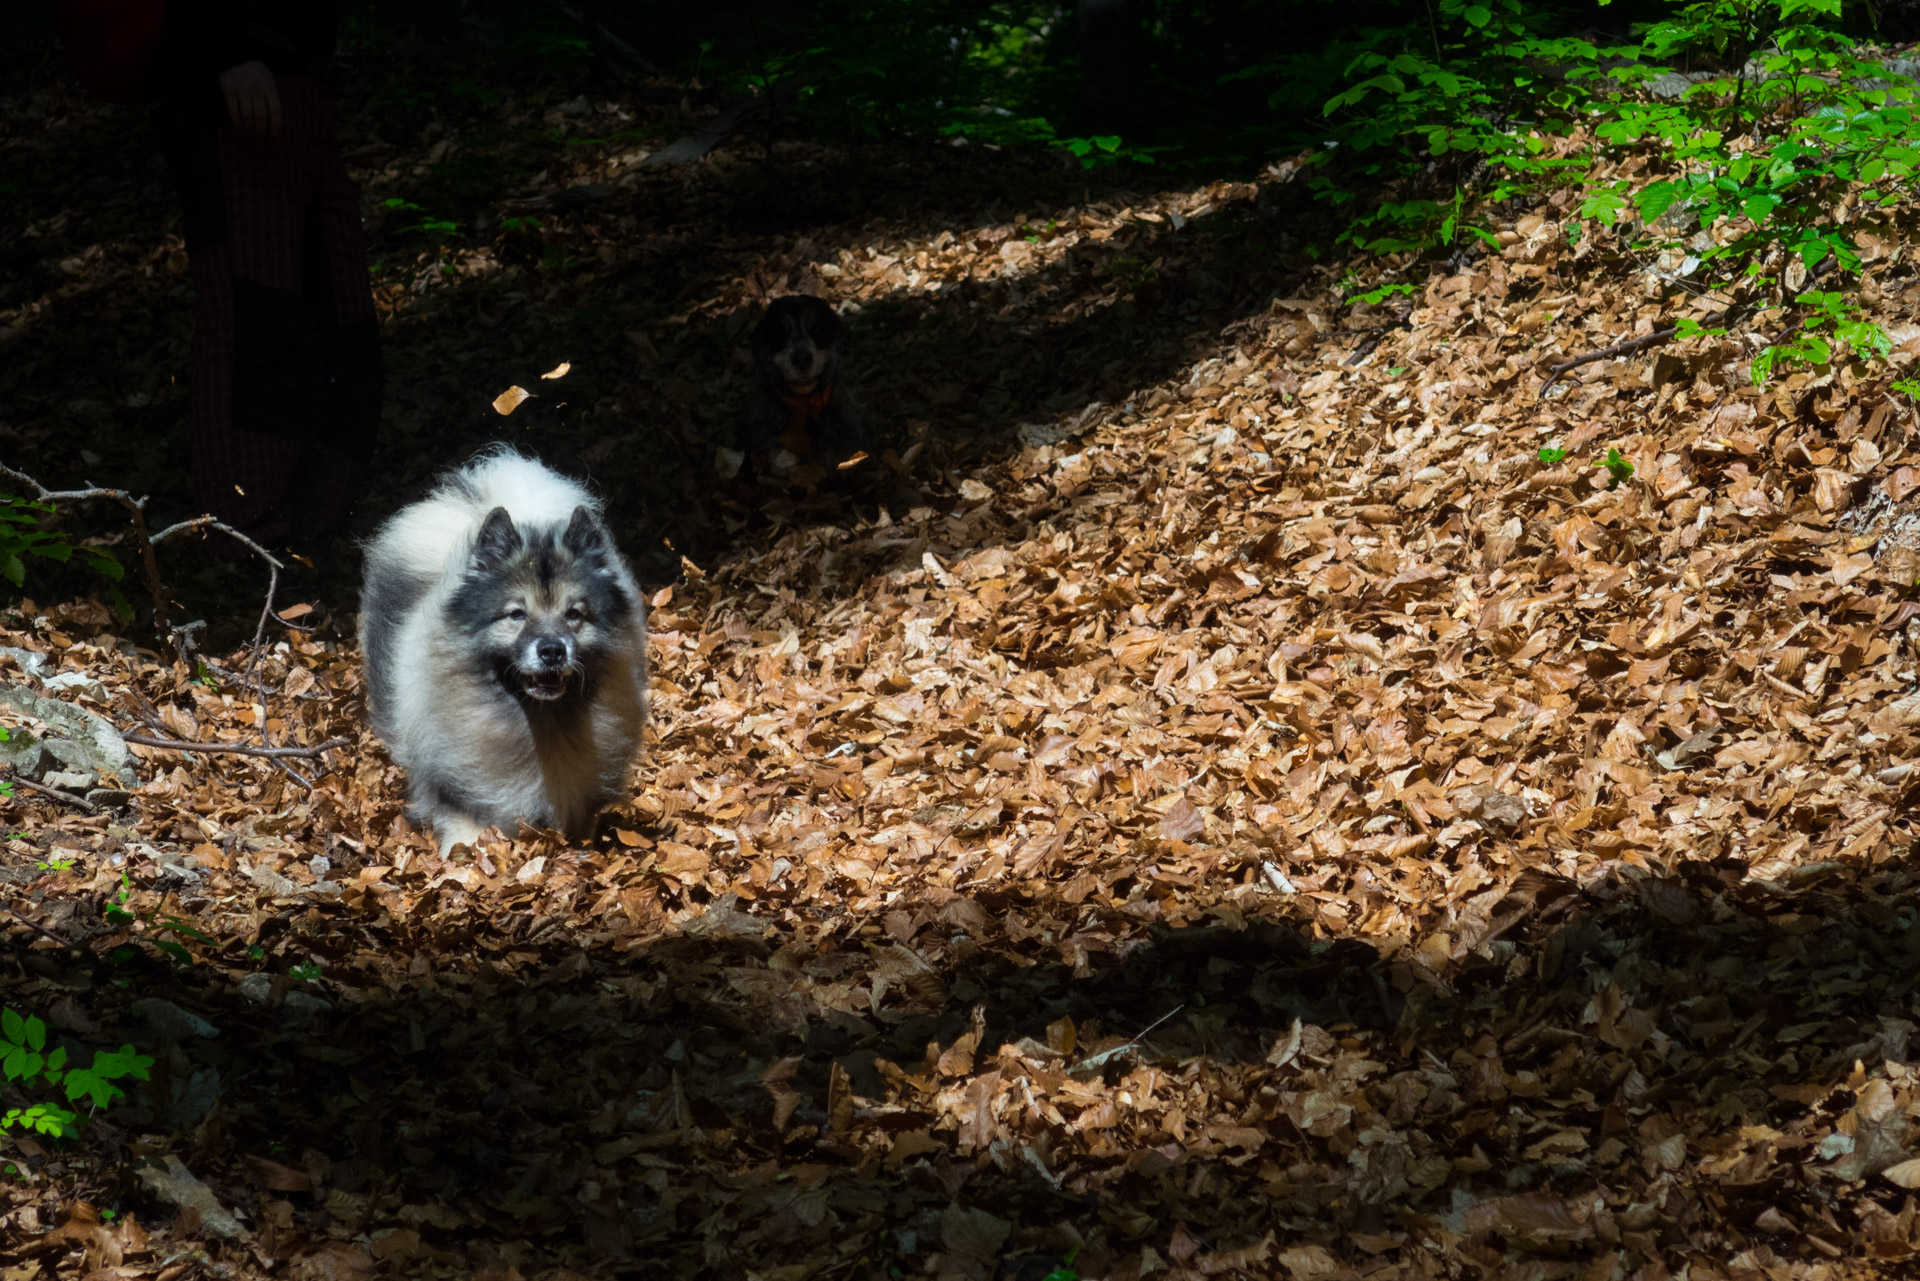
left=359, top=447, right=601, bottom=729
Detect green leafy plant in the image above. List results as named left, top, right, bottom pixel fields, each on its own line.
left=103, top=872, right=135, bottom=925
left=1268, top=0, right=1920, bottom=398
left=102, top=875, right=209, bottom=966
left=1538, top=445, right=1569, bottom=463
left=1346, top=281, right=1419, bottom=307
left=1597, top=447, right=1636, bottom=488
left=1751, top=288, right=1891, bottom=384
left=35, top=855, right=75, bottom=873
left=0, top=495, right=126, bottom=606
left=1040, top=1246, right=1081, bottom=1281
left=147, top=915, right=213, bottom=967
left=1, top=1008, right=153, bottom=1139
left=382, top=197, right=461, bottom=239
left=288, top=962, right=324, bottom=983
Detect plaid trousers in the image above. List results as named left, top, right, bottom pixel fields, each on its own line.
left=159, top=74, right=381, bottom=550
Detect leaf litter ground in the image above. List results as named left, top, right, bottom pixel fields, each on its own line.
left=8, top=60, right=1920, bottom=1281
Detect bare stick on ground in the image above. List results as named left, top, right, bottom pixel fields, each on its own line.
left=1536, top=326, right=1679, bottom=398
left=1, top=463, right=172, bottom=634
left=1345, top=301, right=1418, bottom=367
left=3, top=772, right=101, bottom=814
left=122, top=733, right=351, bottom=761
left=148, top=514, right=286, bottom=670
left=5, top=906, right=73, bottom=949
left=1, top=466, right=285, bottom=658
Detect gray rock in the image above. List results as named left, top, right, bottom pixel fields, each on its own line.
left=165, top=1066, right=221, bottom=1129
left=1648, top=72, right=1694, bottom=99
left=0, top=728, right=53, bottom=780
left=0, top=685, right=134, bottom=787
left=0, top=647, right=51, bottom=682
left=244, top=860, right=302, bottom=897
left=42, top=671, right=109, bottom=702
left=41, top=769, right=96, bottom=791
left=137, top=1155, right=246, bottom=1239
left=131, top=998, right=220, bottom=1041
left=281, top=991, right=333, bottom=1023
left=150, top=848, right=207, bottom=883
left=235, top=972, right=274, bottom=1004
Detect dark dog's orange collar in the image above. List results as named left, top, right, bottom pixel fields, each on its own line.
left=779, top=383, right=834, bottom=421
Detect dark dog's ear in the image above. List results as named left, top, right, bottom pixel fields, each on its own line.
left=807, top=300, right=846, bottom=345
left=562, top=505, right=609, bottom=558
left=470, top=506, right=521, bottom=572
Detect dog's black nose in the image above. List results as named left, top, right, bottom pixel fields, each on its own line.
left=536, top=638, right=567, bottom=667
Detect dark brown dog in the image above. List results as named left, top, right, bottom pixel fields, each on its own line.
left=733, top=295, right=870, bottom=475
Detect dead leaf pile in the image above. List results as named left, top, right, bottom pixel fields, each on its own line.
left=9, top=57, right=1920, bottom=1281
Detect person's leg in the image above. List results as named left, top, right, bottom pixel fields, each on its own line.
left=186, top=243, right=305, bottom=548
left=287, top=76, right=381, bottom=550
left=159, top=94, right=306, bottom=549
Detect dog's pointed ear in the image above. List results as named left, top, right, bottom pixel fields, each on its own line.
left=471, top=506, right=521, bottom=572
left=562, top=505, right=608, bottom=558
left=810, top=300, right=846, bottom=345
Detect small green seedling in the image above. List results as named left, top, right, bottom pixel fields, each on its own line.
left=1597, top=448, right=1634, bottom=489
left=35, top=856, right=75, bottom=873
left=1537, top=446, right=1568, bottom=464
left=104, top=872, right=135, bottom=924
left=289, top=962, right=324, bottom=983
left=1041, top=1246, right=1082, bottom=1281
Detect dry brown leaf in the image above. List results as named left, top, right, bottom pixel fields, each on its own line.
left=491, top=385, right=532, bottom=415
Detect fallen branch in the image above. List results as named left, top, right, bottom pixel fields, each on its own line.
left=0, top=467, right=284, bottom=661
left=122, top=733, right=351, bottom=761
left=5, top=906, right=73, bottom=949
left=149, top=514, right=286, bottom=671
left=645, top=96, right=770, bottom=166
left=1539, top=258, right=1839, bottom=400
left=1, top=463, right=170, bottom=636
left=1345, top=302, right=1417, bottom=367
left=3, top=772, right=101, bottom=814
left=1537, top=326, right=1678, bottom=398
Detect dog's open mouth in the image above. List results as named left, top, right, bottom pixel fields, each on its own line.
left=783, top=376, right=818, bottom=395
left=523, top=670, right=570, bottom=700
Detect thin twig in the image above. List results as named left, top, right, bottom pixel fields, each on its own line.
left=0, top=463, right=168, bottom=634
left=1539, top=253, right=1840, bottom=400
left=4, top=772, right=101, bottom=814
left=1068, top=1003, right=1187, bottom=1075
left=1345, top=300, right=1418, bottom=367
left=122, top=733, right=350, bottom=760
left=6, top=906, right=73, bottom=949
left=1537, top=326, right=1679, bottom=398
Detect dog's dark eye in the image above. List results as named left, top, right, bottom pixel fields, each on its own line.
left=565, top=606, right=585, bottom=623
left=506, top=607, right=527, bottom=622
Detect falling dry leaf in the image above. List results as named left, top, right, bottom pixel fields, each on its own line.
left=491, top=385, right=532, bottom=415
left=540, top=361, right=571, bottom=379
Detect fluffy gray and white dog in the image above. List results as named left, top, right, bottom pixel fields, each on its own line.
left=359, top=447, right=648, bottom=853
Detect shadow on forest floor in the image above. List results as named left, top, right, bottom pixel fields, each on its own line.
left=10, top=840, right=1917, bottom=1277
left=1, top=62, right=1336, bottom=653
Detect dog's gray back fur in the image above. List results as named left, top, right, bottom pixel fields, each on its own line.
left=358, top=446, right=648, bottom=852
